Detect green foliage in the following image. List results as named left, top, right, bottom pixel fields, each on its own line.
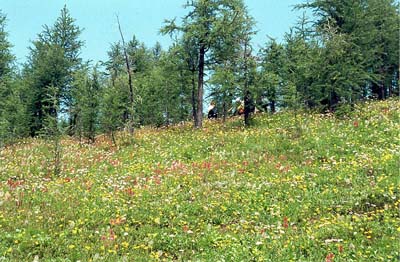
left=102, top=38, right=193, bottom=129
left=258, top=39, right=287, bottom=112
left=99, top=77, right=127, bottom=144
left=24, top=6, right=83, bottom=136
left=72, top=65, right=102, bottom=143
left=39, top=85, right=63, bottom=176
left=296, top=0, right=399, bottom=101
left=0, top=11, right=13, bottom=78
left=0, top=11, right=29, bottom=146
left=1, top=0, right=399, bottom=143
left=162, top=0, right=256, bottom=127
left=315, top=26, right=372, bottom=109
left=136, top=47, right=192, bottom=127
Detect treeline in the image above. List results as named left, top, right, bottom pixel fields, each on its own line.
left=0, top=0, right=398, bottom=145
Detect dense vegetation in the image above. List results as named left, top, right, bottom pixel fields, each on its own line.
left=0, top=1, right=399, bottom=260
left=0, top=99, right=399, bottom=261
left=0, top=0, right=399, bottom=145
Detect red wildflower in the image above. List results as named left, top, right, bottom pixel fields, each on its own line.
left=325, top=253, right=335, bottom=262
left=126, top=187, right=135, bottom=196
left=283, top=217, right=289, bottom=229
left=109, top=229, right=115, bottom=241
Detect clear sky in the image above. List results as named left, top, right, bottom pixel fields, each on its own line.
left=1, top=0, right=304, bottom=65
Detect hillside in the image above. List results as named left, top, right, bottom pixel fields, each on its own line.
left=0, top=99, right=399, bottom=261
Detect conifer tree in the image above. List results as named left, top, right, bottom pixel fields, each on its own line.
left=25, top=6, right=83, bottom=136
left=0, top=11, right=29, bottom=146
left=72, top=65, right=102, bottom=143
left=297, top=0, right=399, bottom=101
left=162, top=0, right=255, bottom=128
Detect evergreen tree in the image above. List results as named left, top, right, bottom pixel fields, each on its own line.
left=0, top=11, right=29, bottom=146
left=103, top=42, right=125, bottom=88
left=40, top=84, right=63, bottom=176
left=173, top=37, right=199, bottom=124
left=282, top=27, right=320, bottom=110
left=209, top=62, right=236, bottom=121
left=0, top=11, right=13, bottom=80
left=72, top=65, right=102, bottom=143
left=99, top=77, right=127, bottom=145
left=314, top=23, right=372, bottom=110
left=134, top=43, right=192, bottom=127
left=258, top=39, right=286, bottom=113
left=162, top=0, right=255, bottom=128
left=210, top=4, right=256, bottom=125
left=24, top=6, right=83, bottom=136
left=52, top=5, right=84, bottom=108
left=297, top=0, right=399, bottom=101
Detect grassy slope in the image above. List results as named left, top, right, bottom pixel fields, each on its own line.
left=0, top=99, right=399, bottom=261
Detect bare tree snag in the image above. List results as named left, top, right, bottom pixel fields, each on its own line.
left=116, top=15, right=134, bottom=134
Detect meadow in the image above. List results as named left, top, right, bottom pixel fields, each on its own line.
left=0, top=99, right=399, bottom=261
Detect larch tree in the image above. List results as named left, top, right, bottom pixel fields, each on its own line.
left=24, top=5, right=83, bottom=136
left=72, top=65, right=102, bottom=143
left=0, top=11, right=29, bottom=145
left=161, top=0, right=255, bottom=128
left=258, top=39, right=286, bottom=113
left=297, top=0, right=399, bottom=101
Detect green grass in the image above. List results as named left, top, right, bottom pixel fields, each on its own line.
left=0, top=99, right=399, bottom=261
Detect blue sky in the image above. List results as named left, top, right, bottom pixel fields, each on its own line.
left=1, top=0, right=304, bottom=64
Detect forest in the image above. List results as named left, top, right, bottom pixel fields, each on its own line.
left=0, top=0, right=398, bottom=146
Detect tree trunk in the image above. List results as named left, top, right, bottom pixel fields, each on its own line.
left=379, top=82, right=385, bottom=100
left=222, top=93, right=227, bottom=123
left=117, top=16, right=134, bottom=135
left=270, top=100, right=276, bottom=113
left=179, top=70, right=186, bottom=121
left=111, top=130, right=116, bottom=147
left=196, top=44, right=205, bottom=128
left=243, top=39, right=251, bottom=126
left=244, top=91, right=251, bottom=126
left=191, top=70, right=197, bottom=127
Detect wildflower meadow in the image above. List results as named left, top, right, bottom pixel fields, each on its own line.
left=0, top=100, right=399, bottom=261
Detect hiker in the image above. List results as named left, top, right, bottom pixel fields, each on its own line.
left=231, top=98, right=244, bottom=116
left=244, top=92, right=256, bottom=115
left=208, top=101, right=218, bottom=119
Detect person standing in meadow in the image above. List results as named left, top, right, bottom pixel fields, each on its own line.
left=230, top=98, right=244, bottom=116
left=208, top=101, right=218, bottom=119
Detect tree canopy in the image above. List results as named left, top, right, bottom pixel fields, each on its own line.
left=0, top=0, right=398, bottom=144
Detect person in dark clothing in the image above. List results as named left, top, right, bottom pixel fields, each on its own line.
left=208, top=101, right=218, bottom=119
left=244, top=92, right=255, bottom=115
left=244, top=91, right=255, bottom=125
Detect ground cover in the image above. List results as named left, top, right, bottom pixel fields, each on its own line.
left=0, top=100, right=399, bottom=261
